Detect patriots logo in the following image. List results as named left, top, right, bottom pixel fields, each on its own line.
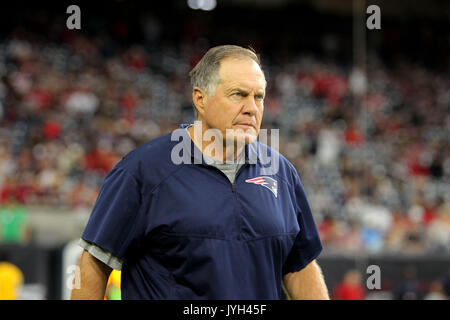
left=245, top=176, right=278, bottom=198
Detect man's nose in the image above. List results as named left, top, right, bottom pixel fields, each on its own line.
left=242, top=96, right=259, bottom=115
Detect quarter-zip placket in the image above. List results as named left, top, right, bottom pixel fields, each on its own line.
left=200, top=160, right=249, bottom=240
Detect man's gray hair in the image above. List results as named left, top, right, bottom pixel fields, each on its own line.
left=189, top=45, right=263, bottom=97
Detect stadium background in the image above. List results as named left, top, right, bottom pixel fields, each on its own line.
left=0, top=0, right=449, bottom=300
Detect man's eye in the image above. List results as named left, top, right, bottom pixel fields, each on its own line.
left=233, top=92, right=242, bottom=97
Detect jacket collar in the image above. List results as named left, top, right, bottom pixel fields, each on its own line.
left=178, top=123, right=263, bottom=166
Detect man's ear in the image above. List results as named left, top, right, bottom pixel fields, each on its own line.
left=192, top=87, right=208, bottom=118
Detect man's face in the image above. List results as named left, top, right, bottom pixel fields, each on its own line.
left=200, top=57, right=266, bottom=146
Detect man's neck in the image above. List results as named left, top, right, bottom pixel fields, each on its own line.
left=186, top=123, right=245, bottom=163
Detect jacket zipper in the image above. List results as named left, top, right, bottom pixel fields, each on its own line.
left=202, top=162, right=248, bottom=239
left=231, top=163, right=248, bottom=240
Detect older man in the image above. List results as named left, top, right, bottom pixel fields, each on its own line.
left=71, top=45, right=329, bottom=300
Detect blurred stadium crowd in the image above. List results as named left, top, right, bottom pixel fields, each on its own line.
left=0, top=11, right=448, bottom=259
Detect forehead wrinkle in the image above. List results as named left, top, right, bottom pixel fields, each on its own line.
left=221, top=78, right=266, bottom=95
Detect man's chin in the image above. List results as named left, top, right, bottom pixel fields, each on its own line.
left=227, top=128, right=258, bottom=145
left=232, top=133, right=257, bottom=145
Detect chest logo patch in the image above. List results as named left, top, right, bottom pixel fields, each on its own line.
left=245, top=176, right=278, bottom=198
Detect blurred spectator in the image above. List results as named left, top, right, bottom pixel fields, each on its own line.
left=393, top=266, right=419, bottom=300
left=0, top=185, right=30, bottom=244
left=441, top=267, right=450, bottom=299
left=333, top=269, right=366, bottom=300
left=0, top=253, right=24, bottom=300
left=105, top=269, right=121, bottom=300
left=425, top=201, right=450, bottom=252
left=64, top=89, right=99, bottom=116
left=423, top=280, right=447, bottom=300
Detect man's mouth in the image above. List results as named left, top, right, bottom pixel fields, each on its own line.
left=234, top=123, right=255, bottom=129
